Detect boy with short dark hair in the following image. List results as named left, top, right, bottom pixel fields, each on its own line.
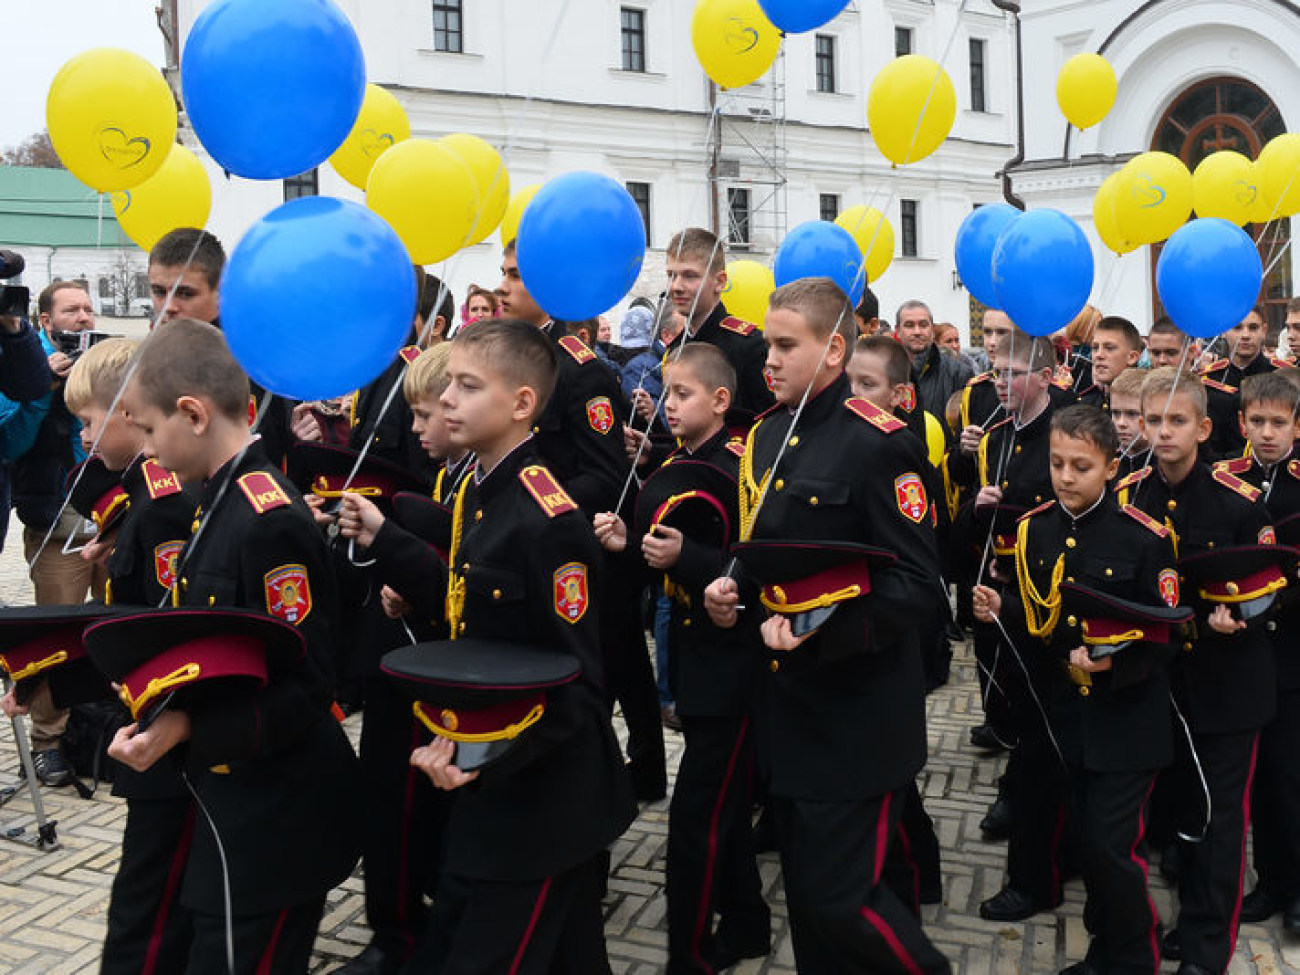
left=1118, top=366, right=1277, bottom=975
left=115, top=318, right=361, bottom=974
left=975, top=404, right=1181, bottom=975
left=401, top=319, right=636, bottom=972
left=1147, top=318, right=1191, bottom=370
left=1108, top=367, right=1150, bottom=480
left=1080, top=316, right=1143, bottom=407
left=705, top=277, right=949, bottom=974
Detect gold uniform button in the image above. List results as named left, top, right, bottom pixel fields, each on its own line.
left=181, top=578, right=189, bottom=591
left=1014, top=445, right=1022, bottom=454
left=1079, top=686, right=1090, bottom=697
left=1065, top=537, right=1077, bottom=548
left=683, top=618, right=692, bottom=628
left=810, top=497, right=819, bottom=506
left=1183, top=641, right=1194, bottom=652
left=1001, top=481, right=1009, bottom=490
left=475, top=510, right=483, bottom=522
left=769, top=659, right=780, bottom=673
left=458, top=622, right=466, bottom=634
left=1067, top=615, right=1078, bottom=627
left=1104, top=568, right=1114, bottom=577
left=208, top=596, right=216, bottom=606
left=462, top=563, right=470, bottom=572
left=492, top=588, right=502, bottom=600
left=1226, top=581, right=1239, bottom=595
left=789, top=436, right=800, bottom=446
left=774, top=479, right=785, bottom=491
left=1034, top=495, right=1042, bottom=503
left=1167, top=500, right=1177, bottom=511
left=1067, top=576, right=1075, bottom=583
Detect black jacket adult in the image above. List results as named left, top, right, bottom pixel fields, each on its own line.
left=664, top=302, right=775, bottom=416
left=740, top=373, right=939, bottom=801
left=11, top=383, right=78, bottom=532
left=0, top=322, right=52, bottom=402
left=912, top=342, right=973, bottom=419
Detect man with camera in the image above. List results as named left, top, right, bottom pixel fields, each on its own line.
left=0, top=250, right=56, bottom=403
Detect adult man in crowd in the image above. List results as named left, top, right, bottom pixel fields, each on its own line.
left=1147, top=317, right=1191, bottom=369
left=899, top=299, right=974, bottom=417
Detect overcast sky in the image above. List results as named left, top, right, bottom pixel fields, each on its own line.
left=5, top=2, right=164, bottom=151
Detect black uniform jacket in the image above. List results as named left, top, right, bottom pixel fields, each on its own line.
left=664, top=302, right=775, bottom=416
left=171, top=442, right=361, bottom=914
left=1118, top=461, right=1277, bottom=735
left=740, top=373, right=939, bottom=802
left=1002, top=496, right=1179, bottom=772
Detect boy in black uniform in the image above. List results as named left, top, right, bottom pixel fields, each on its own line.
left=1117, top=367, right=1277, bottom=975
left=393, top=320, right=635, bottom=973
left=594, top=344, right=769, bottom=974
left=112, top=319, right=361, bottom=974
left=1108, top=367, right=1152, bottom=481
left=1199, top=306, right=1283, bottom=460
left=975, top=404, right=1183, bottom=975
left=1215, top=373, right=1300, bottom=929
left=705, top=278, right=949, bottom=974
left=61, top=338, right=202, bottom=973
left=1077, top=316, right=1142, bottom=408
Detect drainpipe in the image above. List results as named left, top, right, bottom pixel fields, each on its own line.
left=992, top=0, right=1025, bottom=210
left=707, top=80, right=721, bottom=237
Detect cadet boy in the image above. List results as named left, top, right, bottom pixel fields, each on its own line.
left=595, top=344, right=769, bottom=974
left=400, top=320, right=636, bottom=973
left=114, top=319, right=361, bottom=974
left=1200, top=306, right=1281, bottom=460
left=1215, top=373, right=1300, bottom=930
left=62, top=338, right=201, bottom=972
left=1118, top=367, right=1277, bottom=975
left=1078, top=317, right=1143, bottom=408
left=975, top=404, right=1182, bottom=975
left=1108, top=367, right=1151, bottom=481
left=705, top=278, right=949, bottom=974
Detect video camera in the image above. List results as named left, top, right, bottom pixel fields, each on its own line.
left=0, top=250, right=28, bottom=319
left=51, top=330, right=118, bottom=362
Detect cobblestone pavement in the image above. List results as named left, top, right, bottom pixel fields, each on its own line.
left=0, top=526, right=1297, bottom=973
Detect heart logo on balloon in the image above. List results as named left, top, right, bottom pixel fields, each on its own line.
left=1132, top=174, right=1166, bottom=209
left=1235, top=181, right=1258, bottom=206
left=111, top=191, right=132, bottom=215
left=724, top=18, right=760, bottom=54
left=359, top=129, right=396, bottom=160
left=97, top=126, right=151, bottom=169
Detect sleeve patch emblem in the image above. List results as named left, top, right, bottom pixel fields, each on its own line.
left=1158, top=568, right=1180, bottom=608
left=895, top=473, right=928, bottom=524
left=553, top=562, right=589, bottom=624
left=900, top=385, right=917, bottom=413
left=1260, top=526, right=1277, bottom=545
left=265, top=564, right=313, bottom=625
left=154, top=541, right=183, bottom=590
left=586, top=396, right=615, bottom=435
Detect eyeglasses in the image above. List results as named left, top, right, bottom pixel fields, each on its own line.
left=991, top=368, right=1034, bottom=382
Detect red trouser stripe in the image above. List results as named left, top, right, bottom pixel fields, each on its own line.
left=142, top=804, right=195, bottom=975
left=1129, top=776, right=1160, bottom=975
left=508, top=877, right=553, bottom=975
left=255, top=909, right=290, bottom=975
left=1226, top=735, right=1261, bottom=962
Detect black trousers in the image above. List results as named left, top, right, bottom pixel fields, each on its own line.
left=1251, top=687, right=1300, bottom=900
left=772, top=790, right=950, bottom=975
left=666, top=715, right=769, bottom=974
left=186, top=895, right=326, bottom=975
left=402, top=855, right=612, bottom=975
left=1005, top=725, right=1072, bottom=904
left=1078, top=769, right=1162, bottom=975
left=972, top=618, right=1015, bottom=740
left=601, top=576, right=666, bottom=799
left=884, top=780, right=942, bottom=916
left=1175, top=729, right=1259, bottom=974
left=358, top=674, right=449, bottom=959
left=101, top=798, right=195, bottom=975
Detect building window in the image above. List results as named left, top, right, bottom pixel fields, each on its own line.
left=895, top=26, right=913, bottom=57
left=627, top=181, right=652, bottom=245
left=819, top=193, right=840, bottom=223
left=969, top=38, right=987, bottom=112
left=815, top=35, right=836, bottom=93
left=727, top=188, right=751, bottom=247
left=433, top=0, right=463, bottom=54
left=900, top=199, right=919, bottom=257
left=621, top=8, right=646, bottom=72
left=283, top=168, right=319, bottom=202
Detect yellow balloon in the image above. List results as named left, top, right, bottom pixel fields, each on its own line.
left=1093, top=172, right=1136, bottom=255
left=440, top=134, right=510, bottom=247
left=1256, top=133, right=1300, bottom=220
left=328, top=84, right=410, bottom=191
left=500, top=184, right=541, bottom=247
left=1113, top=151, right=1192, bottom=246
left=1055, top=54, right=1117, bottom=130
left=366, top=139, right=478, bottom=264
left=834, top=205, right=895, bottom=283
left=691, top=0, right=782, bottom=90
left=722, top=260, right=775, bottom=327
left=46, top=48, right=176, bottom=193
left=109, top=145, right=212, bottom=251
left=867, top=56, right=957, bottom=166
left=1192, top=151, right=1258, bottom=226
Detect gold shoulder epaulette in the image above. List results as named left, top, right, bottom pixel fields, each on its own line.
left=1017, top=500, right=1055, bottom=522
left=987, top=415, right=1013, bottom=434
left=726, top=438, right=745, bottom=457
left=557, top=335, right=596, bottom=365
left=141, top=460, right=182, bottom=500
left=844, top=397, right=906, bottom=433
left=1212, top=467, right=1262, bottom=501
left=1270, top=354, right=1294, bottom=370
left=398, top=345, right=421, bottom=365
left=1202, top=378, right=1238, bottom=394
left=719, top=316, right=756, bottom=336
left=1121, top=504, right=1171, bottom=537
left=968, top=371, right=993, bottom=386
left=1198, top=357, right=1228, bottom=376
left=1114, top=467, right=1152, bottom=492
left=518, top=464, right=578, bottom=518
left=237, top=472, right=292, bottom=514
left=1213, top=456, right=1253, bottom=476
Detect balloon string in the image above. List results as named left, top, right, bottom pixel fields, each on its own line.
left=900, top=0, right=970, bottom=165
left=1125, top=339, right=1194, bottom=509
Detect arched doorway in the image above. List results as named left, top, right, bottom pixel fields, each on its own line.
left=1150, top=77, right=1291, bottom=330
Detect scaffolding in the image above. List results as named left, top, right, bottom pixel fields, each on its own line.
left=708, top=48, right=789, bottom=259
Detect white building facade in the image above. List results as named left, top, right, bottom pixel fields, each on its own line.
left=169, top=0, right=1298, bottom=343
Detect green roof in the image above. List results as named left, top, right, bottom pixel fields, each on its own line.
left=0, top=166, right=131, bottom=248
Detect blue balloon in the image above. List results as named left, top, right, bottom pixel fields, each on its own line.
left=991, top=209, right=1094, bottom=337
left=221, top=197, right=415, bottom=401
left=758, top=0, right=851, bottom=33
left=954, top=203, right=1021, bottom=309
left=182, top=0, right=365, bottom=179
left=1157, top=218, right=1263, bottom=340
left=774, top=221, right=866, bottom=305
left=517, top=173, right=647, bottom=321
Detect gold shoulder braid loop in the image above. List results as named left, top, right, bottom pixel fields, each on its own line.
left=445, top=475, right=474, bottom=640
left=1014, top=516, right=1064, bottom=638
left=738, top=421, right=768, bottom=542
